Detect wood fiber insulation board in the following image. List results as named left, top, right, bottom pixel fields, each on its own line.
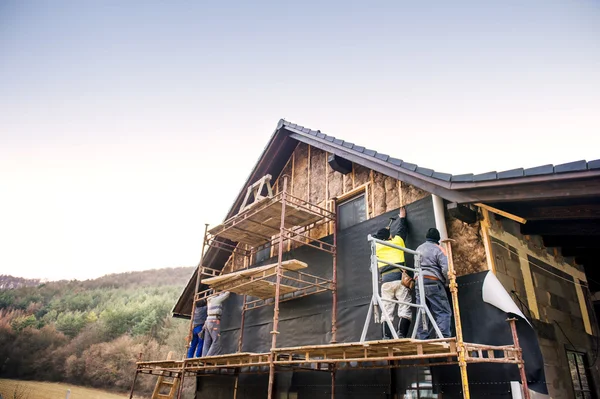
left=446, top=214, right=487, bottom=276
left=343, top=165, right=354, bottom=193
left=327, top=153, right=344, bottom=199
left=353, top=164, right=371, bottom=187
left=278, top=155, right=294, bottom=193
left=372, top=171, right=387, bottom=216
left=309, top=147, right=326, bottom=205
left=233, top=248, right=245, bottom=271
left=400, top=182, right=429, bottom=206
left=384, top=175, right=400, bottom=212
left=292, top=143, right=309, bottom=201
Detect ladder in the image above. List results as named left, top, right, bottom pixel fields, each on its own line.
left=151, top=352, right=180, bottom=399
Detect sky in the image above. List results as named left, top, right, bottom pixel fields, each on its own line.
left=1, top=0, right=599, bottom=281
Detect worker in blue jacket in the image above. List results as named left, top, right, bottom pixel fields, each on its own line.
left=187, top=299, right=207, bottom=358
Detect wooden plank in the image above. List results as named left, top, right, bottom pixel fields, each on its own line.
left=209, top=199, right=324, bottom=247
left=476, top=203, right=527, bottom=224
left=203, top=260, right=308, bottom=285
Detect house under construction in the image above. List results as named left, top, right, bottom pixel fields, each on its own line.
left=131, top=120, right=600, bottom=399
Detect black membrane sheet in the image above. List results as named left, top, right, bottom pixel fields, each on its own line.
left=196, top=196, right=546, bottom=398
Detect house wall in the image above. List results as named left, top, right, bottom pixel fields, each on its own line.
left=273, top=142, right=429, bottom=218
left=212, top=139, right=600, bottom=398
left=485, top=215, right=599, bottom=399
left=223, top=141, right=493, bottom=275
left=223, top=142, right=433, bottom=273
left=196, top=202, right=438, bottom=398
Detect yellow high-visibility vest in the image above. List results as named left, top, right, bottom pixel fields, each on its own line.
left=376, top=235, right=406, bottom=268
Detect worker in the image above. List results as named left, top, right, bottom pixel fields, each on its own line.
left=375, top=207, right=412, bottom=339
left=201, top=290, right=231, bottom=357
left=414, top=228, right=451, bottom=339
left=187, top=299, right=207, bottom=358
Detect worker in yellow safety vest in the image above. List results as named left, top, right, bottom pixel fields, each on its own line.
left=373, top=207, right=413, bottom=339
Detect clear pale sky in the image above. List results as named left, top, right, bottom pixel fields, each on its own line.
left=1, top=1, right=599, bottom=281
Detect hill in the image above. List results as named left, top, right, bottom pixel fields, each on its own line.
left=0, top=275, right=41, bottom=290
left=0, top=267, right=194, bottom=394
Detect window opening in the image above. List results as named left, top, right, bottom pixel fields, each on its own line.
left=568, top=350, right=594, bottom=399
left=338, top=193, right=367, bottom=230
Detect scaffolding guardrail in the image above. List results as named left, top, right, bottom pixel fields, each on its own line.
left=361, top=235, right=443, bottom=341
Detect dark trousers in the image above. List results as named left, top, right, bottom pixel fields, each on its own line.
left=187, top=324, right=204, bottom=358
left=415, top=281, right=452, bottom=338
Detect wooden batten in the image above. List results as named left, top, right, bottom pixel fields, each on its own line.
left=336, top=182, right=370, bottom=204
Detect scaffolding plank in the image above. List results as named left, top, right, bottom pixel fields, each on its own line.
left=202, top=260, right=307, bottom=286
left=201, top=260, right=308, bottom=299
left=208, top=198, right=323, bottom=247
left=272, top=338, right=456, bottom=363
left=138, top=338, right=523, bottom=376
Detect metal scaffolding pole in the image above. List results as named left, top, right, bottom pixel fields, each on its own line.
left=443, top=239, right=470, bottom=399
left=238, top=295, right=247, bottom=352
left=267, top=176, right=288, bottom=399
left=331, top=199, right=338, bottom=343
left=186, top=223, right=210, bottom=357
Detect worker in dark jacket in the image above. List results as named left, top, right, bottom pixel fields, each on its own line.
left=375, top=207, right=412, bottom=339
left=187, top=299, right=207, bottom=358
left=415, top=228, right=451, bottom=339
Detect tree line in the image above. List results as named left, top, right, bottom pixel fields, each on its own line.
left=0, top=267, right=194, bottom=394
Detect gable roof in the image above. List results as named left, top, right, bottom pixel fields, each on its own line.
left=172, top=119, right=600, bottom=317
left=281, top=120, right=600, bottom=184
left=279, top=120, right=600, bottom=203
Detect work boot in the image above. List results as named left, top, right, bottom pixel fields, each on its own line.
left=397, top=318, right=411, bottom=338
left=383, top=323, right=394, bottom=340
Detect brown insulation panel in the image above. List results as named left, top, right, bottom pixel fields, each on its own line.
left=353, top=164, right=370, bottom=187
left=277, top=157, right=293, bottom=194
left=327, top=157, right=344, bottom=199
left=233, top=250, right=245, bottom=272
left=384, top=175, right=400, bottom=212
left=309, top=147, right=327, bottom=205
left=446, top=215, right=487, bottom=276
left=401, top=182, right=429, bottom=206
left=372, top=171, right=387, bottom=216
left=343, top=167, right=354, bottom=192
left=292, top=143, right=309, bottom=201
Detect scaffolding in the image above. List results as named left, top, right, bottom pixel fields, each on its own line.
left=130, top=176, right=532, bottom=399
left=361, top=236, right=444, bottom=341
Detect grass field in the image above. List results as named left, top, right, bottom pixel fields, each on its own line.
left=0, top=379, right=136, bottom=399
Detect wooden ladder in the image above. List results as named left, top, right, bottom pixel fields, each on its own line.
left=151, top=352, right=180, bottom=399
